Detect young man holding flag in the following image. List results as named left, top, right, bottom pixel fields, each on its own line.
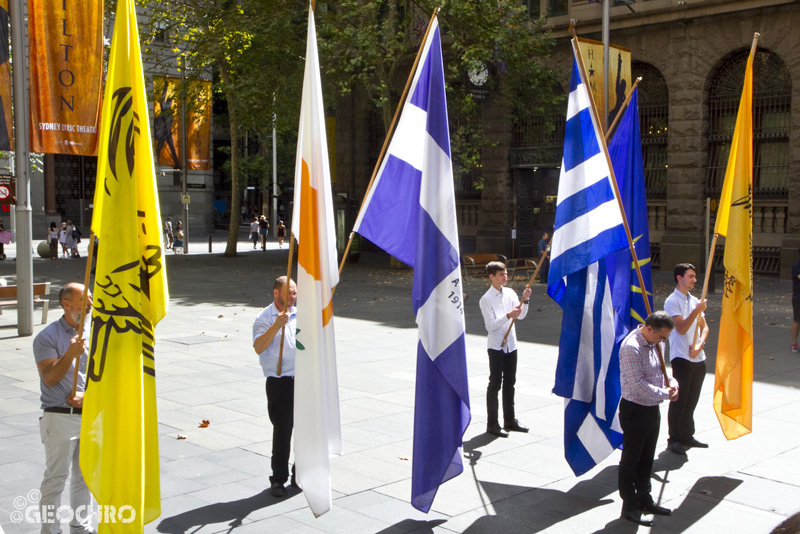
left=665, top=263, right=710, bottom=455
left=479, top=261, right=532, bottom=437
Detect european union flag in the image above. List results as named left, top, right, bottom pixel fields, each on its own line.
left=606, top=88, right=653, bottom=344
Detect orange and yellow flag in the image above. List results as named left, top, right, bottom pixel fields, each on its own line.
left=79, top=0, right=168, bottom=530
left=28, top=0, right=103, bottom=155
left=712, top=34, right=758, bottom=440
left=290, top=1, right=341, bottom=517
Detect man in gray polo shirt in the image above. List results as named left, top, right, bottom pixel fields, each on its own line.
left=33, top=283, right=94, bottom=534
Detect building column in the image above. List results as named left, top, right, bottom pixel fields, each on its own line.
left=44, top=154, right=57, bottom=215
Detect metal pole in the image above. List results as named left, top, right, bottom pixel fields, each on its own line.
left=180, top=59, right=189, bottom=253
left=271, top=97, right=277, bottom=235
left=602, top=0, right=610, bottom=131
left=10, top=0, right=33, bottom=335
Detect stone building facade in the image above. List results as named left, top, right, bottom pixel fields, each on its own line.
left=336, top=0, right=799, bottom=278
left=524, top=0, right=799, bottom=277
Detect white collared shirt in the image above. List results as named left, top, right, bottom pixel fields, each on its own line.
left=252, top=303, right=297, bottom=377
left=479, top=285, right=528, bottom=352
left=664, top=288, right=706, bottom=362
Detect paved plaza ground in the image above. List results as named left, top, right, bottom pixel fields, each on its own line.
left=1, top=229, right=799, bottom=533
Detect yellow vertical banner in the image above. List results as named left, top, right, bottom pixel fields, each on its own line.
left=153, top=77, right=180, bottom=168
left=187, top=80, right=212, bottom=170
left=713, top=35, right=757, bottom=440
left=577, top=38, right=631, bottom=128
left=79, top=0, right=168, bottom=530
left=28, top=0, right=103, bottom=155
left=0, top=0, right=12, bottom=150
left=154, top=77, right=212, bottom=170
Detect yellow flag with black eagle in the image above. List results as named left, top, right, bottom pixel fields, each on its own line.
left=79, top=0, right=168, bottom=530
left=713, top=34, right=758, bottom=440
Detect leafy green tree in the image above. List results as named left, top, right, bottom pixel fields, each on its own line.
left=136, top=0, right=307, bottom=256
left=317, top=0, right=560, bottom=185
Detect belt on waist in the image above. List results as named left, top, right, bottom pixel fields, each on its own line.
left=43, top=406, right=82, bottom=415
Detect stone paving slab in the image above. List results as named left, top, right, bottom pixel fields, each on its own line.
left=0, top=230, right=799, bottom=533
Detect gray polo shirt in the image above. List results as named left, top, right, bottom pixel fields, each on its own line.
left=33, top=316, right=90, bottom=409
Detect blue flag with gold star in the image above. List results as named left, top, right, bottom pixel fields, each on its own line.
left=606, top=88, right=653, bottom=344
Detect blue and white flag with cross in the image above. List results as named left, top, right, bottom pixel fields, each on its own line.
left=352, top=15, right=470, bottom=512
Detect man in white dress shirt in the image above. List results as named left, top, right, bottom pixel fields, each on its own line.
left=664, top=263, right=709, bottom=455
left=479, top=261, right=532, bottom=437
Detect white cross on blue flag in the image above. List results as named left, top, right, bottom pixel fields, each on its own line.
left=548, top=57, right=628, bottom=476
left=352, top=15, right=470, bottom=513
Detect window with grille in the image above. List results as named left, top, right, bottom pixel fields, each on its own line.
left=706, top=50, right=790, bottom=200
left=632, top=62, right=668, bottom=200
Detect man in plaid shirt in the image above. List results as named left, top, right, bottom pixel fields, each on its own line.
left=618, top=311, right=679, bottom=527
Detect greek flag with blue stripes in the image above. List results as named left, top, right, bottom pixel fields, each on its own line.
left=352, top=17, right=470, bottom=513
left=548, top=58, right=628, bottom=476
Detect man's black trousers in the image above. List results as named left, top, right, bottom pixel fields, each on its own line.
left=266, top=376, right=294, bottom=485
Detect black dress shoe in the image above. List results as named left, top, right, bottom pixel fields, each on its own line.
left=641, top=502, right=672, bottom=516
left=668, top=440, right=686, bottom=455
left=621, top=510, right=652, bottom=527
left=486, top=423, right=509, bottom=438
left=269, top=482, right=285, bottom=498
left=682, top=437, right=709, bottom=449
left=503, top=419, right=529, bottom=433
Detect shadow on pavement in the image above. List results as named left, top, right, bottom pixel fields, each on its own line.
left=458, top=467, right=617, bottom=533
left=463, top=433, right=501, bottom=466
left=155, top=487, right=299, bottom=533
left=662, top=476, right=743, bottom=533
left=375, top=518, right=448, bottom=533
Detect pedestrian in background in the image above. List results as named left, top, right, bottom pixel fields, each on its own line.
left=791, top=248, right=800, bottom=353
left=249, top=217, right=260, bottom=249
left=164, top=217, right=174, bottom=250
left=58, top=222, right=69, bottom=258
left=47, top=222, right=59, bottom=259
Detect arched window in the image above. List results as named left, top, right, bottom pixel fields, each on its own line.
left=706, top=49, right=791, bottom=199
left=632, top=62, right=668, bottom=199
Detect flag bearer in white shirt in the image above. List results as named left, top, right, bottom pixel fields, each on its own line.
left=479, top=261, right=532, bottom=438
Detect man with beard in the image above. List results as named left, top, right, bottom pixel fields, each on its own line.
left=33, top=283, right=95, bottom=534
left=253, top=276, right=298, bottom=498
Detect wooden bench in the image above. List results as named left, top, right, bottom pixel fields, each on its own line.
left=462, top=253, right=508, bottom=277
left=0, top=282, right=52, bottom=324
left=507, top=258, right=538, bottom=282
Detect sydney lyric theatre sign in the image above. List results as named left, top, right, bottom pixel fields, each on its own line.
left=28, top=0, right=103, bottom=155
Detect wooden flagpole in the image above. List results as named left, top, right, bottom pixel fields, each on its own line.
left=689, top=234, right=718, bottom=351
left=70, top=232, right=96, bottom=398
left=569, top=23, right=667, bottom=383
left=277, top=233, right=295, bottom=377
left=500, top=237, right=552, bottom=349
left=604, top=77, right=642, bottom=142
left=337, top=8, right=441, bottom=281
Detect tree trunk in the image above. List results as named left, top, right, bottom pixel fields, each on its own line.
left=220, top=63, right=241, bottom=257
